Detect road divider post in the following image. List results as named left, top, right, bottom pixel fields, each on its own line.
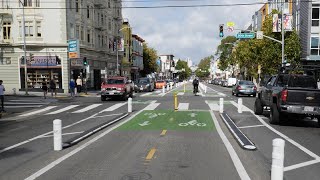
left=184, top=83, right=186, bottom=93
left=167, top=84, right=170, bottom=91
left=174, top=93, right=178, bottom=111
left=238, top=98, right=243, bottom=113
left=53, top=119, right=62, bottom=151
left=204, top=86, right=207, bottom=93
left=128, top=98, right=132, bottom=113
left=219, top=98, right=224, bottom=113
left=162, top=86, right=165, bottom=94
left=271, top=138, right=285, bottom=180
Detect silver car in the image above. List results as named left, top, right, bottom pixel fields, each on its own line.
left=232, top=80, right=257, bottom=97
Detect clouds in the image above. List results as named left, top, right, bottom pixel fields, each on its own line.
left=123, top=0, right=261, bottom=64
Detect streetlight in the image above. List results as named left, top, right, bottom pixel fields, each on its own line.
left=19, top=0, right=28, bottom=95
left=117, top=26, right=132, bottom=76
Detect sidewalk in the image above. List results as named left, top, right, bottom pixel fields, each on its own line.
left=5, top=91, right=100, bottom=98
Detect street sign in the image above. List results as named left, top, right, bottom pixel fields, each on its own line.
left=227, top=22, right=235, bottom=27
left=68, top=39, right=80, bottom=59
left=257, top=31, right=263, bottom=39
left=236, top=33, right=255, bottom=39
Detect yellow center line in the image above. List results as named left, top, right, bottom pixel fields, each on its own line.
left=145, top=148, right=157, bottom=161
left=160, top=130, right=167, bottom=136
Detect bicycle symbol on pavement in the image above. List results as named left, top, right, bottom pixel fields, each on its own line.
left=144, top=112, right=166, bottom=119
left=178, top=120, right=206, bottom=127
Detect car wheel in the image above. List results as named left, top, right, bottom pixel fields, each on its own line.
left=269, top=103, right=283, bottom=125
left=254, top=98, right=263, bottom=115
left=101, top=95, right=106, bottom=101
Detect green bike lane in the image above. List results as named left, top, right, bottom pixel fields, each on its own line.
left=32, top=97, right=242, bottom=180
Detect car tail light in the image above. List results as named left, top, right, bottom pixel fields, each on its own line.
left=281, top=89, right=288, bottom=102
left=237, top=86, right=241, bottom=90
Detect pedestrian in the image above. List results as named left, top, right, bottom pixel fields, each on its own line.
left=76, top=76, right=82, bottom=93
left=0, top=80, right=5, bottom=112
left=49, top=79, right=57, bottom=97
left=41, top=78, right=48, bottom=99
left=70, top=79, right=76, bottom=98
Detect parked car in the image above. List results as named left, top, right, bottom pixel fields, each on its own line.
left=166, top=79, right=174, bottom=87
left=232, top=80, right=257, bottom=97
left=101, top=76, right=134, bottom=101
left=227, top=78, right=237, bottom=87
left=155, top=80, right=167, bottom=89
left=134, top=77, right=154, bottom=92
left=214, top=79, right=221, bottom=85
left=254, top=72, right=320, bottom=125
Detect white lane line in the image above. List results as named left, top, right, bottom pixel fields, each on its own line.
left=25, top=103, right=148, bottom=180
left=230, top=101, right=251, bottom=112
left=205, top=101, right=220, bottom=111
left=0, top=113, right=99, bottom=154
left=101, top=102, right=127, bottom=112
left=143, top=101, right=159, bottom=110
left=177, top=92, right=184, bottom=96
left=284, top=159, right=320, bottom=172
left=238, top=125, right=265, bottom=129
left=140, top=92, right=152, bottom=97
left=5, top=102, right=48, bottom=105
left=160, top=85, right=179, bottom=97
left=46, top=105, right=79, bottom=115
left=19, top=106, right=57, bottom=117
left=9, top=100, right=44, bottom=102
left=41, top=131, right=84, bottom=138
left=72, top=104, right=102, bottom=113
left=210, top=111, right=251, bottom=180
left=4, top=105, right=42, bottom=108
left=91, top=113, right=124, bottom=119
left=178, top=103, right=189, bottom=110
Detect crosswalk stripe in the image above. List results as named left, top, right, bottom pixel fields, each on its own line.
left=177, top=92, right=184, bottom=96
left=46, top=105, right=79, bottom=115
left=143, top=103, right=160, bottom=110
left=178, top=103, right=189, bottom=110
left=72, top=104, right=102, bottom=113
left=140, top=92, right=152, bottom=97
left=19, top=106, right=57, bottom=117
left=101, top=103, right=127, bottom=112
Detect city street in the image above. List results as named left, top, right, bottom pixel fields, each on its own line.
left=0, top=82, right=320, bottom=180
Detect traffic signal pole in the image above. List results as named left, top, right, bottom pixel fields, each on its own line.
left=281, top=0, right=285, bottom=67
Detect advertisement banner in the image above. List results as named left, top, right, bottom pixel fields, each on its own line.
left=20, top=56, right=60, bottom=66
left=272, top=14, right=281, bottom=32
left=273, top=14, right=293, bottom=32
left=283, top=14, right=293, bottom=31
left=68, top=39, right=80, bottom=59
left=118, top=38, right=124, bottom=51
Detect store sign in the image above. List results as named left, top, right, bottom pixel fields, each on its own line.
left=20, top=56, right=59, bottom=66
left=71, top=59, right=83, bottom=67
left=68, top=39, right=80, bottom=59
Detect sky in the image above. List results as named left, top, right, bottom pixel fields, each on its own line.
left=122, top=0, right=262, bottom=65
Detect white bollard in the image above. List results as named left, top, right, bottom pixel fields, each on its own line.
left=238, top=98, right=243, bottom=113
left=53, top=119, right=62, bottom=151
left=128, top=97, right=132, bottom=113
left=175, top=83, right=178, bottom=88
left=167, top=85, right=170, bottom=91
left=162, top=86, right=165, bottom=94
left=219, top=98, right=224, bottom=113
left=74, top=87, right=77, bottom=96
left=204, top=86, right=207, bottom=93
left=271, top=138, right=285, bottom=180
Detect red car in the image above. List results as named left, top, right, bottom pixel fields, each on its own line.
left=101, top=76, right=134, bottom=101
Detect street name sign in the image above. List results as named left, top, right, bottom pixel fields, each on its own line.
left=236, top=33, right=255, bottom=39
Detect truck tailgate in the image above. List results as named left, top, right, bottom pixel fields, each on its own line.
left=287, top=88, right=320, bottom=106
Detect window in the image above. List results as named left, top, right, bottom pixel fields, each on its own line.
left=69, top=0, right=72, bottom=10
left=312, top=6, right=320, bottom=26
left=69, top=23, right=74, bottom=38
left=75, top=0, right=79, bottom=13
left=87, top=32, right=90, bottom=43
left=87, top=6, right=90, bottom=18
left=101, top=14, right=103, bottom=26
left=35, top=0, right=40, bottom=7
left=108, top=20, right=111, bottom=30
left=98, top=35, right=101, bottom=47
left=101, top=36, right=104, bottom=47
left=76, top=25, right=80, bottom=39
left=108, top=0, right=111, bottom=8
left=311, top=35, right=320, bottom=55
left=23, top=0, right=32, bottom=7
left=36, top=21, right=41, bottom=37
left=80, top=26, right=84, bottom=40
left=25, top=21, right=34, bottom=37
left=2, top=22, right=11, bottom=40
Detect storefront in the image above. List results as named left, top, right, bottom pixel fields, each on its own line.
left=20, top=56, right=63, bottom=92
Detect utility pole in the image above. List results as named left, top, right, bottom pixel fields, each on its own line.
left=20, top=0, right=28, bottom=95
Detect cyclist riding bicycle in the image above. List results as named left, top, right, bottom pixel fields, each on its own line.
left=193, top=78, right=199, bottom=94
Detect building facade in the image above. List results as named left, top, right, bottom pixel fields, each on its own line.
left=131, top=34, right=144, bottom=81
left=121, top=20, right=132, bottom=79
left=0, top=0, right=122, bottom=93
left=159, top=55, right=174, bottom=79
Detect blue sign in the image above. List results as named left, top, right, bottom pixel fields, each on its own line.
left=68, top=39, right=80, bottom=59
left=156, top=59, right=161, bottom=66
left=236, top=33, right=255, bottom=39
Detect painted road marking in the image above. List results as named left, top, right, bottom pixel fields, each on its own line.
left=188, top=113, right=197, bottom=118
left=210, top=111, right=251, bottom=180
left=91, top=113, right=124, bottom=119
left=25, top=107, right=145, bottom=180
left=143, top=103, right=160, bottom=110
left=284, top=159, right=320, bottom=171
left=146, top=148, right=157, bottom=161
left=205, top=100, right=220, bottom=111
left=19, top=106, right=57, bottom=117
left=101, top=102, right=127, bottom=112
left=178, top=103, right=189, bottom=110
left=160, top=130, right=167, bottom=136
left=230, top=101, right=251, bottom=111
left=177, top=92, right=184, bottom=96
left=5, top=102, right=48, bottom=105
left=238, top=125, right=265, bottom=129
left=4, top=105, right=42, bottom=108
left=178, top=120, right=206, bottom=127
left=72, top=104, right=102, bottom=113
left=41, top=131, right=84, bottom=138
left=140, top=92, right=152, bottom=97
left=46, top=105, right=79, bottom=115
left=139, top=121, right=150, bottom=126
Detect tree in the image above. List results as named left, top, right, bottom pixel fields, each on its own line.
left=175, top=60, right=191, bottom=80
left=141, top=43, right=158, bottom=76
left=196, top=56, right=213, bottom=78
left=216, top=36, right=237, bottom=71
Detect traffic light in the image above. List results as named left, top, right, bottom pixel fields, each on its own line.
left=219, top=24, right=224, bottom=37
left=83, top=57, right=88, bottom=66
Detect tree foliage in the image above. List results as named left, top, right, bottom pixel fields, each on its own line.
left=216, top=36, right=237, bottom=71
left=175, top=59, right=192, bottom=80
left=141, top=43, right=158, bottom=76
left=196, top=56, right=213, bottom=78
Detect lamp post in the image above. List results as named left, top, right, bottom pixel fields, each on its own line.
left=117, top=26, right=132, bottom=76
left=19, top=0, right=28, bottom=95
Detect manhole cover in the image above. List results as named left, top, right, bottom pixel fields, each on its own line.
left=121, top=172, right=152, bottom=180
